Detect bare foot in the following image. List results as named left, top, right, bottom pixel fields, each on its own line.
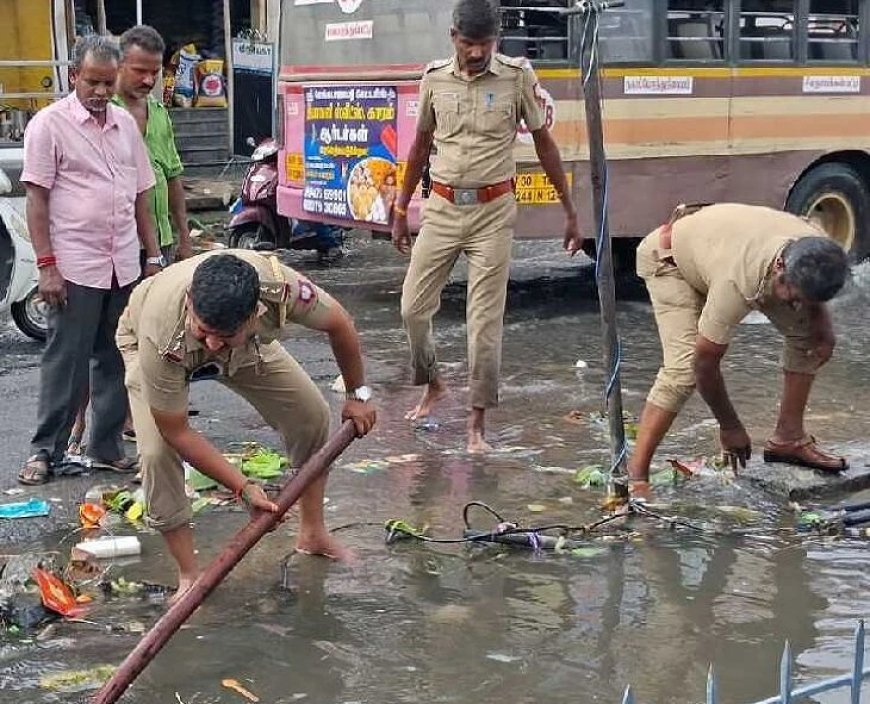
left=467, top=429, right=493, bottom=454
left=167, top=573, right=198, bottom=606
left=295, top=532, right=357, bottom=563
left=405, top=379, right=447, bottom=421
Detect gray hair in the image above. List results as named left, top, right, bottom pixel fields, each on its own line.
left=119, top=24, right=166, bottom=58
left=782, top=236, right=850, bottom=302
left=71, top=34, right=120, bottom=70
left=453, top=0, right=500, bottom=40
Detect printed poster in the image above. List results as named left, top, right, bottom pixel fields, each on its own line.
left=303, top=85, right=398, bottom=224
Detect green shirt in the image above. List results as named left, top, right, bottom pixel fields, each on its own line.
left=112, top=94, right=184, bottom=247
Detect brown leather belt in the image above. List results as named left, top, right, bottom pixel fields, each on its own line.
left=431, top=179, right=514, bottom=206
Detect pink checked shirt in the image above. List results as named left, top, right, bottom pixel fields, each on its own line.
left=21, top=94, right=156, bottom=289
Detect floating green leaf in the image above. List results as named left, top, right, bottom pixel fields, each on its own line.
left=241, top=450, right=287, bottom=479
left=187, top=468, right=218, bottom=492
left=574, top=465, right=606, bottom=488
left=40, top=664, right=116, bottom=691
left=570, top=546, right=607, bottom=558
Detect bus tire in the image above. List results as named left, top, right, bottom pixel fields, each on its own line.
left=786, top=162, right=870, bottom=261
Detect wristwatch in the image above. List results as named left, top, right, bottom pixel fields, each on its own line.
left=346, top=385, right=372, bottom=403
left=145, top=255, right=166, bottom=268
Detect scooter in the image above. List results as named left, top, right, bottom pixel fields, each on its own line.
left=0, top=167, right=47, bottom=341
left=226, top=138, right=345, bottom=261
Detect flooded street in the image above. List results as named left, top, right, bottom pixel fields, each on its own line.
left=1, top=236, right=869, bottom=704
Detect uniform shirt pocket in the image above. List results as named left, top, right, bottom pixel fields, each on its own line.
left=433, top=93, right=461, bottom=134
left=481, top=100, right=515, bottom=137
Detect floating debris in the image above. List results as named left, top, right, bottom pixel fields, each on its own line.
left=40, top=664, right=116, bottom=692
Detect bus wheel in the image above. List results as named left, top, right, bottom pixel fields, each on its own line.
left=786, top=162, right=870, bottom=261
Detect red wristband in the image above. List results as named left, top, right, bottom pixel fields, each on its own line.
left=36, top=255, right=57, bottom=269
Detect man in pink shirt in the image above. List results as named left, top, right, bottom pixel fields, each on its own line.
left=18, top=34, right=162, bottom=485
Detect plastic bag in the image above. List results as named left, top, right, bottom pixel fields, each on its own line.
left=173, top=44, right=200, bottom=108
left=195, top=59, right=227, bottom=108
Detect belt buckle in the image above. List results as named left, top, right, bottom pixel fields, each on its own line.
left=453, top=188, right=479, bottom=206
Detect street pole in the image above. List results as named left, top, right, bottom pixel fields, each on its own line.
left=565, top=0, right=628, bottom=496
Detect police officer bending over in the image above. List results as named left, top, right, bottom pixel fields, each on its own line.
left=116, top=251, right=376, bottom=600
left=392, top=0, right=582, bottom=453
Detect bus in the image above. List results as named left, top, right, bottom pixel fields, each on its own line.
left=275, top=0, right=870, bottom=266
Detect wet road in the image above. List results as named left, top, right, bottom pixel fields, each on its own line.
left=0, top=236, right=869, bottom=704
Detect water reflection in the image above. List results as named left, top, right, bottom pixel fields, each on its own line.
left=1, top=246, right=868, bottom=704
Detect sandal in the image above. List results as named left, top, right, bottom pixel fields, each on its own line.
left=763, top=436, right=848, bottom=473
left=19, top=452, right=52, bottom=486
left=87, top=456, right=139, bottom=474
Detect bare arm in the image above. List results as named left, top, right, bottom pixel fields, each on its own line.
left=531, top=127, right=576, bottom=219
left=304, top=303, right=377, bottom=436
left=167, top=176, right=192, bottom=258
left=396, top=129, right=434, bottom=213
left=694, top=336, right=740, bottom=428
left=26, top=183, right=66, bottom=306
left=531, top=128, right=582, bottom=255
left=391, top=129, right=434, bottom=254
left=135, top=189, right=161, bottom=260
left=25, top=184, right=52, bottom=258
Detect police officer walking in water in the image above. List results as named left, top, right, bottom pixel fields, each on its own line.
left=392, top=0, right=582, bottom=453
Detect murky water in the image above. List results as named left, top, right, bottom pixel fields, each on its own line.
left=2, top=238, right=869, bottom=704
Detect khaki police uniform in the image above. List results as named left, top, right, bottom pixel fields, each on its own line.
left=636, top=203, right=829, bottom=412
left=401, top=54, right=546, bottom=408
left=116, top=250, right=336, bottom=532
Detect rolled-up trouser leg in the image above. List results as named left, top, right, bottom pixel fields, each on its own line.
left=637, top=233, right=704, bottom=413
left=122, top=349, right=191, bottom=533
left=400, top=193, right=463, bottom=386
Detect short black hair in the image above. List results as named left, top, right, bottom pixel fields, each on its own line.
left=190, top=255, right=260, bottom=332
left=453, top=0, right=500, bottom=40
left=72, top=34, right=120, bottom=70
left=119, top=24, right=166, bottom=58
left=782, top=236, right=850, bottom=303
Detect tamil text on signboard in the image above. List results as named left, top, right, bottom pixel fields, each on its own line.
left=303, top=85, right=398, bottom=225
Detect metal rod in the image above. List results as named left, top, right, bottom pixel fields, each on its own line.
left=224, top=0, right=236, bottom=156
left=576, top=5, right=627, bottom=484
left=90, top=421, right=358, bottom=704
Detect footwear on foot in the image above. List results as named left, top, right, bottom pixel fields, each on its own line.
left=763, top=436, right=847, bottom=473
left=19, top=451, right=52, bottom=486
left=87, top=456, right=139, bottom=474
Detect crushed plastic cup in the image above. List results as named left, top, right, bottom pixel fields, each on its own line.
left=75, top=536, right=142, bottom=560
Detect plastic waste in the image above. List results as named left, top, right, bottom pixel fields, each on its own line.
left=75, top=536, right=142, bottom=559
left=0, top=497, right=50, bottom=519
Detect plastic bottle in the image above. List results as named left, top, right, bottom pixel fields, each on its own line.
left=75, top=536, right=142, bottom=559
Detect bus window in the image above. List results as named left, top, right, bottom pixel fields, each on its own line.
left=807, top=0, right=859, bottom=62
left=598, top=0, right=654, bottom=64
left=280, top=0, right=453, bottom=67
left=666, top=1, right=725, bottom=61
left=498, top=1, right=571, bottom=63
left=739, top=0, right=796, bottom=61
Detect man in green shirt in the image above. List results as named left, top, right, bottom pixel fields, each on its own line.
left=113, top=24, right=192, bottom=263
left=69, top=25, right=192, bottom=456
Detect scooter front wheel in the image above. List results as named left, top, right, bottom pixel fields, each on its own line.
left=11, top=286, right=48, bottom=342
left=228, top=223, right=275, bottom=250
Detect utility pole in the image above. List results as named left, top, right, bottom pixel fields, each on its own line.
left=564, top=0, right=628, bottom=497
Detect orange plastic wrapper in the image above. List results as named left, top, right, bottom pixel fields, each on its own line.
left=33, top=568, right=85, bottom=618
left=79, top=502, right=106, bottom=529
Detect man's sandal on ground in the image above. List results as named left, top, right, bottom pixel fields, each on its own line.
left=18, top=451, right=52, bottom=486
left=763, top=436, right=848, bottom=473
left=87, top=456, right=139, bottom=474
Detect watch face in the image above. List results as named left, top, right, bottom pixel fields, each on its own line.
left=355, top=386, right=372, bottom=402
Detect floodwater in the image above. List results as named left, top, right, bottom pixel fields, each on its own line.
left=1, top=237, right=869, bottom=704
